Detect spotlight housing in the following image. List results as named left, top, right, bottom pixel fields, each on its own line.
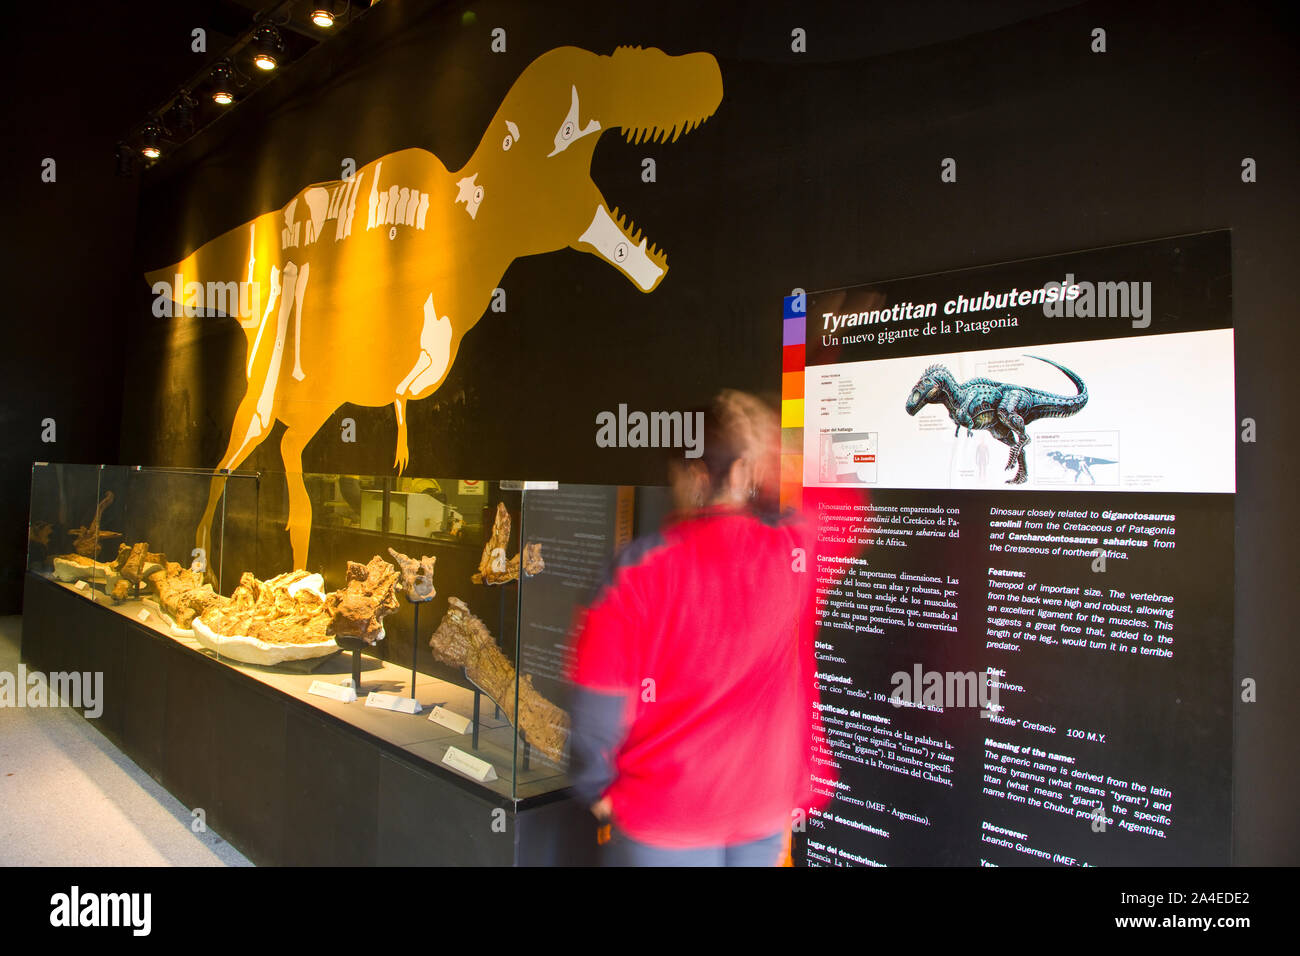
left=210, top=61, right=236, bottom=105
left=140, top=125, right=162, bottom=160
left=311, top=7, right=335, bottom=28
left=251, top=24, right=283, bottom=71
left=168, top=92, right=197, bottom=133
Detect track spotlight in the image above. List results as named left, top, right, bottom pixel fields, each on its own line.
left=210, top=61, right=236, bottom=105
left=251, top=24, right=284, bottom=71
left=311, top=6, right=336, bottom=28
left=140, top=124, right=163, bottom=160
left=168, top=92, right=197, bottom=133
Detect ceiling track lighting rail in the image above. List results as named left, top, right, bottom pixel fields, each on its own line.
left=119, top=0, right=361, bottom=173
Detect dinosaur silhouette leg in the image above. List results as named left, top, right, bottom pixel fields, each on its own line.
left=196, top=395, right=278, bottom=581
left=392, top=292, right=454, bottom=476
left=199, top=261, right=299, bottom=579
left=196, top=264, right=293, bottom=579
left=393, top=398, right=408, bottom=476
left=279, top=412, right=330, bottom=570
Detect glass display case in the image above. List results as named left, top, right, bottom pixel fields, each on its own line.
left=27, top=462, right=672, bottom=801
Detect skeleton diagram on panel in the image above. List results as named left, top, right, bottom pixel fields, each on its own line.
left=145, top=46, right=724, bottom=570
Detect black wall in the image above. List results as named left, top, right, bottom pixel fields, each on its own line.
left=8, top=0, right=1297, bottom=863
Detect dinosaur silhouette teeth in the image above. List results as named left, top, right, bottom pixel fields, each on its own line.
left=619, top=112, right=715, bottom=147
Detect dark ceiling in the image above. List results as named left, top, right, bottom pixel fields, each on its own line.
left=4, top=0, right=363, bottom=165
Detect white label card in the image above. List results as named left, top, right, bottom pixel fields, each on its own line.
left=442, top=746, right=498, bottom=782
left=428, top=705, right=473, bottom=734
left=137, top=610, right=150, bottom=622
left=74, top=581, right=88, bottom=591
left=365, top=692, right=422, bottom=714
left=308, top=680, right=358, bottom=703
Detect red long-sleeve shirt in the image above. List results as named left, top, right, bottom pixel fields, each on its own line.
left=569, top=505, right=829, bottom=848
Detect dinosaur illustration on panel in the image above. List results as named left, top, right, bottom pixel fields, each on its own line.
left=904, top=356, right=1088, bottom=484
left=1047, top=450, right=1116, bottom=484
left=145, top=46, right=723, bottom=570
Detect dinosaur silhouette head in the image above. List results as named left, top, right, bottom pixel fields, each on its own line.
left=458, top=45, right=723, bottom=292
left=906, top=365, right=954, bottom=415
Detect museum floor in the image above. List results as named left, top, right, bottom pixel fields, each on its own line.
left=0, top=616, right=249, bottom=866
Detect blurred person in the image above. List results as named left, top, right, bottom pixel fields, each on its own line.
left=567, top=390, right=829, bottom=865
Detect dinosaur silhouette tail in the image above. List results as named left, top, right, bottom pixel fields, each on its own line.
left=143, top=211, right=283, bottom=335
left=1025, top=354, right=1088, bottom=417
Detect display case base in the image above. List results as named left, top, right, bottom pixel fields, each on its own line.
left=20, top=572, right=595, bottom=866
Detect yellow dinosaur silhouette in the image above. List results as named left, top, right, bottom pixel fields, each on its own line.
left=145, top=45, right=723, bottom=570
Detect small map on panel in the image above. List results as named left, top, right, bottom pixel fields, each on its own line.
left=1035, top=430, right=1120, bottom=486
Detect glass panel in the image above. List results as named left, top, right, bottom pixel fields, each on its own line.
left=513, top=483, right=676, bottom=799
left=27, top=464, right=684, bottom=801
left=28, top=462, right=108, bottom=592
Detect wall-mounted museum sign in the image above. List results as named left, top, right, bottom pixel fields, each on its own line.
left=784, top=231, right=1234, bottom=866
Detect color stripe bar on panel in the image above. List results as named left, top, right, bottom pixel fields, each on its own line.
left=780, top=293, right=806, bottom=511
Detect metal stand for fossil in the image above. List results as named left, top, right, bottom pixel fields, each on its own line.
left=411, top=603, right=421, bottom=699
left=336, top=635, right=367, bottom=693
left=388, top=548, right=436, bottom=698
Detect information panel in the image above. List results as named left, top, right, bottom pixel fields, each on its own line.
left=792, top=232, right=1234, bottom=866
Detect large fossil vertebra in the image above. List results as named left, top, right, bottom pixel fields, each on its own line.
left=387, top=547, right=436, bottom=602
left=325, top=555, right=402, bottom=644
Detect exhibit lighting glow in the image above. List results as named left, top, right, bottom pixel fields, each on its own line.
left=140, top=125, right=162, bottom=159
left=312, top=8, right=335, bottom=27
left=251, top=24, right=284, bottom=71
left=210, top=62, right=235, bottom=104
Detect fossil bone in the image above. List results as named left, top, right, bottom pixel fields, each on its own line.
left=472, top=502, right=545, bottom=585
left=148, top=561, right=226, bottom=628
left=68, top=491, right=120, bottom=558
left=387, top=547, right=437, bottom=602
left=324, top=555, right=402, bottom=644
left=429, top=596, right=569, bottom=762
